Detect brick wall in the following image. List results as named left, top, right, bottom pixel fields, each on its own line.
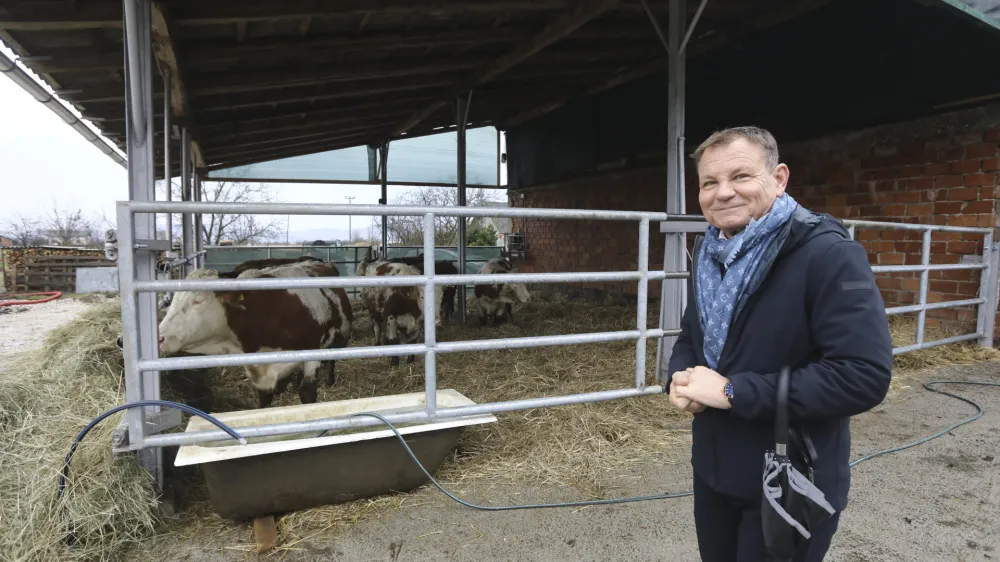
left=509, top=103, right=1000, bottom=338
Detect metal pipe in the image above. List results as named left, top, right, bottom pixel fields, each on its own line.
left=847, top=225, right=856, bottom=240
left=0, top=50, right=126, bottom=168
left=892, top=332, right=981, bottom=355
left=976, top=231, right=995, bottom=347
left=916, top=230, right=932, bottom=345
left=380, top=142, right=389, bottom=255
left=163, top=71, right=172, bottom=250
left=143, top=385, right=666, bottom=449
left=841, top=219, right=990, bottom=234
left=194, top=173, right=204, bottom=267
left=656, top=0, right=688, bottom=386
left=639, top=0, right=671, bottom=56
left=457, top=94, right=469, bottom=324
left=885, top=298, right=985, bottom=316
left=870, top=263, right=986, bottom=273
left=123, top=201, right=670, bottom=222
left=134, top=270, right=683, bottom=293
left=636, top=218, right=650, bottom=389
left=180, top=129, right=194, bottom=275
left=139, top=329, right=673, bottom=373
left=679, top=0, right=710, bottom=55
left=423, top=213, right=437, bottom=416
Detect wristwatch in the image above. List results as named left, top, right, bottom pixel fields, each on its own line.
left=723, top=381, right=734, bottom=403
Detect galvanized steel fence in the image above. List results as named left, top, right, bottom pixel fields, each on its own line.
left=115, top=201, right=999, bottom=453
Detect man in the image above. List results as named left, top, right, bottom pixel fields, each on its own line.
left=666, top=126, right=893, bottom=561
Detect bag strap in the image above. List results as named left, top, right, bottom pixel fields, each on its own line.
left=775, top=365, right=790, bottom=457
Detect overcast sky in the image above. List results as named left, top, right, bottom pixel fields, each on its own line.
left=0, top=42, right=506, bottom=242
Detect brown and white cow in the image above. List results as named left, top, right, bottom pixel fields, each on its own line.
left=474, top=257, right=530, bottom=326
left=355, top=258, right=443, bottom=367
left=387, top=255, right=459, bottom=321
left=158, top=260, right=353, bottom=407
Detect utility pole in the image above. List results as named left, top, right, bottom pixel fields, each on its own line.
left=345, top=196, right=356, bottom=243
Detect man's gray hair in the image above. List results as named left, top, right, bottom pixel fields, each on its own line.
left=692, top=126, right=780, bottom=171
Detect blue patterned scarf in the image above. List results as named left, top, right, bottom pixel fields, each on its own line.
left=695, top=193, right=799, bottom=370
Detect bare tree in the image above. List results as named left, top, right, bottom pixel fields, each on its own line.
left=370, top=186, right=505, bottom=246
left=42, top=206, right=95, bottom=246
left=1, top=212, right=42, bottom=246
left=169, top=180, right=285, bottom=246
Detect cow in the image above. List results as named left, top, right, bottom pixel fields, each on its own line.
left=355, top=258, right=443, bottom=367
left=474, top=257, right=530, bottom=326
left=222, top=255, right=322, bottom=277
left=157, top=260, right=353, bottom=408
left=387, top=255, right=459, bottom=321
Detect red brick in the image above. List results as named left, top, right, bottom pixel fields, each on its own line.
left=965, top=173, right=995, bottom=187
left=897, top=165, right=924, bottom=178
left=936, top=231, right=963, bottom=242
left=966, top=144, right=999, bottom=159
left=934, top=201, right=963, bottom=214
left=984, top=158, right=1000, bottom=172
left=939, top=147, right=965, bottom=161
left=905, top=203, right=934, bottom=216
left=860, top=169, right=897, bottom=181
left=880, top=253, right=905, bottom=265
left=904, top=253, right=924, bottom=265
left=869, top=241, right=895, bottom=253
left=924, top=163, right=951, bottom=175
left=986, top=129, right=1000, bottom=143
left=961, top=200, right=994, bottom=214
left=900, top=278, right=921, bottom=291
left=876, top=277, right=900, bottom=290
left=894, top=191, right=923, bottom=203
left=978, top=215, right=994, bottom=227
left=948, top=241, right=978, bottom=254
left=957, top=282, right=981, bottom=296
left=957, top=132, right=984, bottom=145
left=829, top=170, right=854, bottom=183
left=930, top=242, right=948, bottom=255
left=935, top=176, right=964, bottom=189
left=930, top=280, right=958, bottom=294
left=937, top=269, right=974, bottom=282
left=905, top=177, right=934, bottom=191
left=947, top=215, right=979, bottom=227
left=951, top=160, right=982, bottom=174
left=874, top=192, right=895, bottom=204
left=879, top=204, right=905, bottom=217
left=826, top=195, right=848, bottom=207
left=950, top=186, right=981, bottom=200
left=847, top=194, right=872, bottom=206
left=895, top=241, right=921, bottom=253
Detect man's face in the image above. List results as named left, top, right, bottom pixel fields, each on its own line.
left=696, top=138, right=789, bottom=236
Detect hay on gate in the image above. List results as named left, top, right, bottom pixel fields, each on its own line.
left=888, top=315, right=1000, bottom=387
left=0, top=301, right=158, bottom=562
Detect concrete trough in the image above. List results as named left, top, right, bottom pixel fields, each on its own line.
left=173, top=389, right=497, bottom=520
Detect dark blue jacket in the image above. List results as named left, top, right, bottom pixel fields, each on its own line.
left=667, top=206, right=893, bottom=511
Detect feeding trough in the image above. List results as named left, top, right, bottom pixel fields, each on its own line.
left=174, top=389, right=497, bottom=520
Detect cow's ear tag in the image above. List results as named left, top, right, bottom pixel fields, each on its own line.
left=238, top=293, right=244, bottom=301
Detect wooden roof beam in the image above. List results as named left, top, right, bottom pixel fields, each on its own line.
left=150, top=2, right=205, bottom=168
left=390, top=0, right=623, bottom=137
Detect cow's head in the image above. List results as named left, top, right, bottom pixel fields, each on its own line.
left=500, top=281, right=531, bottom=304
left=157, top=269, right=235, bottom=354
left=383, top=292, right=423, bottom=344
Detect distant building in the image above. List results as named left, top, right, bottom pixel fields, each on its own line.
left=0, top=236, right=13, bottom=247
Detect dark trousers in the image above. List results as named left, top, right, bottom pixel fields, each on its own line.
left=693, top=473, right=841, bottom=562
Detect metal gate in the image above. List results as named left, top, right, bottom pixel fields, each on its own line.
left=114, top=200, right=691, bottom=482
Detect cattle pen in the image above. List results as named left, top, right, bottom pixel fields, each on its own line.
left=3, top=0, right=1000, bottom=559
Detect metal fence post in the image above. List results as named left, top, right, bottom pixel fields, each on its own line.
left=121, top=0, right=163, bottom=487
left=423, top=213, right=437, bottom=416
left=977, top=231, right=996, bottom=347
left=163, top=70, right=171, bottom=251
left=917, top=230, right=931, bottom=345
left=655, top=0, right=688, bottom=386
left=636, top=218, right=650, bottom=389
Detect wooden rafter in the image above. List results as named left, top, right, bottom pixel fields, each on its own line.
left=150, top=2, right=204, bottom=167
left=389, top=0, right=623, bottom=137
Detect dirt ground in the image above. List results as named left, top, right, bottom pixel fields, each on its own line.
left=2, top=296, right=997, bottom=561
left=134, top=362, right=1000, bottom=562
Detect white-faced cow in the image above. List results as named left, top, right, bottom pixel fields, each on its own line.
left=158, top=260, right=353, bottom=407
left=474, top=257, right=530, bottom=326
left=355, top=258, right=443, bottom=367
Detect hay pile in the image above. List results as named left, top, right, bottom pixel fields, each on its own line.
left=887, top=314, right=1000, bottom=387
left=0, top=301, right=158, bottom=562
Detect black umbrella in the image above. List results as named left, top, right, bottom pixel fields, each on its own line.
left=761, top=366, right=837, bottom=562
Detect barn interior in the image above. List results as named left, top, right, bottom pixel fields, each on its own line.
left=4, top=1, right=1000, bottom=557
